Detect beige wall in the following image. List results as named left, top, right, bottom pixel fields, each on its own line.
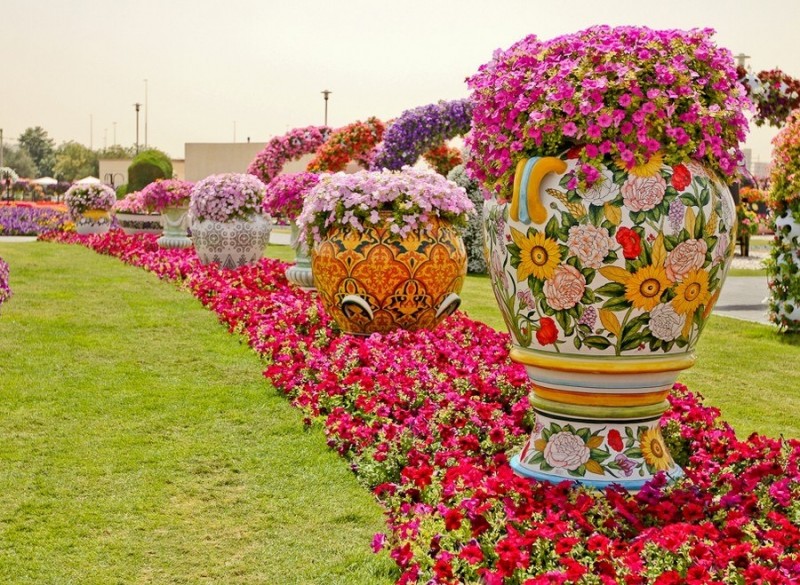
left=184, top=143, right=267, bottom=182
left=98, top=158, right=185, bottom=190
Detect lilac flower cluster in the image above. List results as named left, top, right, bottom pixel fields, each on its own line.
left=466, top=26, right=751, bottom=198
left=0, top=257, right=10, bottom=311
left=189, top=173, right=267, bottom=223
left=247, top=126, right=330, bottom=185
left=372, top=99, right=473, bottom=170
left=262, top=172, right=321, bottom=221
left=297, top=167, right=474, bottom=245
left=0, top=205, right=71, bottom=235
left=64, top=183, right=116, bottom=218
left=140, top=179, right=195, bottom=213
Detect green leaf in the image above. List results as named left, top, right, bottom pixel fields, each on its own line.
left=620, top=333, right=647, bottom=352
left=626, top=448, right=643, bottom=459
left=590, top=448, right=611, bottom=462
left=602, top=295, right=631, bottom=312
left=595, top=282, right=626, bottom=297
left=577, top=427, right=591, bottom=441
left=583, top=335, right=612, bottom=350
left=545, top=215, right=559, bottom=240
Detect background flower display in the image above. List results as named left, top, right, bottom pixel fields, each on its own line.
left=0, top=204, right=70, bottom=235
left=466, top=26, right=751, bottom=198
left=139, top=179, right=194, bottom=213
left=298, top=166, right=474, bottom=245
left=0, top=257, right=10, bottom=312
left=767, top=109, right=800, bottom=331
left=306, top=118, right=385, bottom=173
left=740, top=66, right=800, bottom=128
left=262, top=172, right=320, bottom=221
left=422, top=143, right=462, bottom=176
left=113, top=191, right=146, bottom=214
left=371, top=99, right=472, bottom=171
left=64, top=183, right=116, bottom=218
left=447, top=164, right=487, bottom=273
left=247, top=125, right=330, bottom=185
left=189, top=173, right=266, bottom=223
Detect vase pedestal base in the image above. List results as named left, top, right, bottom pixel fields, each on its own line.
left=512, top=394, right=683, bottom=491
left=157, top=235, right=192, bottom=249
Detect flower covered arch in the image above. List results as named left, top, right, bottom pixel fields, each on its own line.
left=247, top=125, right=331, bottom=185
left=306, top=117, right=385, bottom=173
left=371, top=99, right=473, bottom=171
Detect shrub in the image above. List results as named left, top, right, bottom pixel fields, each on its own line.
left=448, top=164, right=487, bottom=274
left=127, top=149, right=173, bottom=193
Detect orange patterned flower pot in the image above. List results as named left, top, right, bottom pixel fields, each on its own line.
left=311, top=216, right=467, bottom=335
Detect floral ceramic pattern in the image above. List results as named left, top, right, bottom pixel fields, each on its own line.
left=485, top=155, right=736, bottom=356
left=517, top=417, right=676, bottom=480
left=312, top=216, right=466, bottom=335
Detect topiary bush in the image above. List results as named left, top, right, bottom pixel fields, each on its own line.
left=127, top=149, right=172, bottom=194
left=447, top=164, right=487, bottom=274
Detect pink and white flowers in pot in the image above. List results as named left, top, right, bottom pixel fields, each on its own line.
left=189, top=173, right=272, bottom=268
left=113, top=191, right=162, bottom=235
left=468, top=26, right=749, bottom=489
left=65, top=183, right=116, bottom=235
left=140, top=179, right=195, bottom=248
left=263, top=172, right=322, bottom=289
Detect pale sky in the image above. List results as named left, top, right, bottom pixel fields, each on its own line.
left=3, top=0, right=798, bottom=166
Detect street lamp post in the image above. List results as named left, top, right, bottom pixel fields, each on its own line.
left=321, top=89, right=332, bottom=126
left=134, top=103, right=141, bottom=153
left=144, top=78, right=148, bottom=148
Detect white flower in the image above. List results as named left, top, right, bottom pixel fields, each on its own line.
left=543, top=432, right=590, bottom=470
left=648, top=303, right=683, bottom=341
left=566, top=224, right=613, bottom=269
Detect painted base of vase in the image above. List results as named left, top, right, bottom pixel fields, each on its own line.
left=157, top=234, right=193, bottom=249
left=193, top=215, right=272, bottom=269
left=76, top=210, right=111, bottom=235
left=512, top=396, right=683, bottom=490
left=285, top=263, right=315, bottom=290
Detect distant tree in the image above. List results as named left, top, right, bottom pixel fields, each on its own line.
left=54, top=142, right=99, bottom=182
left=18, top=126, right=56, bottom=177
left=96, top=144, right=137, bottom=159
left=1, top=145, right=37, bottom=178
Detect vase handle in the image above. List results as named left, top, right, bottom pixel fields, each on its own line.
left=341, top=294, right=374, bottom=322
left=435, top=293, right=461, bottom=320
left=510, top=157, right=568, bottom=225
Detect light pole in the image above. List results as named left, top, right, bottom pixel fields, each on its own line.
left=134, top=103, right=141, bottom=153
left=321, top=89, right=332, bottom=126
left=144, top=78, right=148, bottom=148
left=113, top=122, right=117, bottom=146
left=734, top=52, right=750, bottom=69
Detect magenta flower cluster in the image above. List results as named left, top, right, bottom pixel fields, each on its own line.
left=466, top=26, right=751, bottom=198
left=64, top=183, right=117, bottom=218
left=262, top=172, right=321, bottom=221
left=372, top=99, right=473, bottom=170
left=114, top=191, right=147, bottom=214
left=41, top=228, right=800, bottom=583
left=189, top=173, right=267, bottom=223
left=139, top=179, right=195, bottom=213
left=0, top=256, right=10, bottom=311
left=247, top=126, right=331, bottom=185
left=297, top=167, right=474, bottom=245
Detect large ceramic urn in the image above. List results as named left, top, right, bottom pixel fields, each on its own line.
left=75, top=209, right=112, bottom=235
left=311, top=215, right=467, bottom=335
left=192, top=214, right=272, bottom=269
left=485, top=154, right=736, bottom=489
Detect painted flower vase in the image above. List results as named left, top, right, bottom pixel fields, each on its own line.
left=285, top=222, right=315, bottom=290
left=485, top=154, right=736, bottom=489
left=117, top=212, right=163, bottom=235
left=193, top=214, right=272, bottom=269
left=768, top=207, right=800, bottom=330
left=76, top=209, right=112, bottom=235
left=157, top=205, right=192, bottom=249
left=311, top=215, right=467, bottom=335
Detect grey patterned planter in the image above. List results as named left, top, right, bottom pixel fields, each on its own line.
left=116, top=212, right=163, bottom=235
left=192, top=214, right=273, bottom=269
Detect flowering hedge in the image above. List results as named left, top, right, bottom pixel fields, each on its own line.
left=40, top=229, right=800, bottom=583
left=0, top=256, right=10, bottom=311
left=372, top=99, right=472, bottom=171
left=247, top=125, right=331, bottom=185
left=307, top=118, right=385, bottom=173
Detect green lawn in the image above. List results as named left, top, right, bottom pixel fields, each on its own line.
left=265, top=243, right=800, bottom=440
left=0, top=242, right=394, bottom=584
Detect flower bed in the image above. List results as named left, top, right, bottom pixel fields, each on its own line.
left=0, top=204, right=71, bottom=235
left=40, top=229, right=800, bottom=583
left=0, top=256, right=10, bottom=311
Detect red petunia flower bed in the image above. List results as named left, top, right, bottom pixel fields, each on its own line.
left=42, top=230, right=800, bottom=584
